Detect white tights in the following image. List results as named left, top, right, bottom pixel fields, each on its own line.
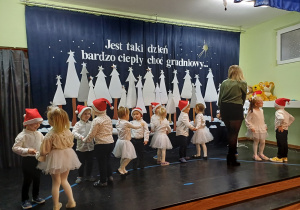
left=253, top=139, right=266, bottom=156
left=51, top=170, right=74, bottom=207
left=157, top=149, right=166, bottom=163
left=196, top=144, right=207, bottom=157
left=119, top=158, right=131, bottom=174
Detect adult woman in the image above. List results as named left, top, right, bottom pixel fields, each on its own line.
left=218, top=65, right=247, bottom=166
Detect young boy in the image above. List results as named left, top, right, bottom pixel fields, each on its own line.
left=72, top=105, right=95, bottom=183
left=176, top=100, right=197, bottom=163
left=131, top=107, right=150, bottom=169
left=270, top=98, right=295, bottom=163
left=12, top=108, right=45, bottom=209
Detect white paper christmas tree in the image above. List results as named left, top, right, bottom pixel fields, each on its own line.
left=190, top=83, right=197, bottom=108
left=143, top=67, right=156, bottom=106
left=166, top=90, right=176, bottom=114
left=126, top=67, right=137, bottom=108
left=216, top=83, right=221, bottom=106
left=87, top=76, right=96, bottom=106
left=118, top=85, right=127, bottom=109
left=77, top=62, right=89, bottom=102
left=204, top=68, right=218, bottom=102
left=172, top=70, right=181, bottom=107
left=94, top=66, right=112, bottom=103
left=136, top=75, right=147, bottom=113
left=159, top=70, right=168, bottom=104
left=64, top=50, right=80, bottom=98
left=109, top=64, right=122, bottom=99
left=181, top=69, right=193, bottom=99
left=53, top=75, right=66, bottom=106
left=194, top=74, right=206, bottom=107
left=155, top=83, right=162, bottom=104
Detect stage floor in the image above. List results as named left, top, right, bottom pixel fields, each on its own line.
left=1, top=141, right=300, bottom=210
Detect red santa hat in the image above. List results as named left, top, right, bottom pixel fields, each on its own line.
left=75, top=105, right=92, bottom=119
left=151, top=102, right=161, bottom=113
left=178, top=100, right=189, bottom=112
left=131, top=107, right=143, bottom=118
left=274, top=98, right=290, bottom=109
left=23, top=108, right=43, bottom=125
left=92, top=98, right=114, bottom=112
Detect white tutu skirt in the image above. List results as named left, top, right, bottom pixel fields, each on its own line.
left=150, top=133, right=173, bottom=149
left=37, top=148, right=81, bottom=174
left=113, top=139, right=137, bottom=159
left=246, top=130, right=268, bottom=140
left=191, top=127, right=214, bottom=144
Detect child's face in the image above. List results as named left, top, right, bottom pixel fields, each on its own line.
left=26, top=122, right=41, bottom=131
left=255, top=99, right=263, bottom=108
left=81, top=109, right=91, bottom=122
left=155, top=106, right=161, bottom=115
left=183, top=106, right=190, bottom=113
left=132, top=111, right=142, bottom=120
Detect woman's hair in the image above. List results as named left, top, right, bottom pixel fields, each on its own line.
left=47, top=106, right=70, bottom=132
left=118, top=106, right=129, bottom=119
left=158, top=106, right=167, bottom=121
left=228, top=65, right=245, bottom=81
left=195, top=103, right=205, bottom=114
left=248, top=96, right=262, bottom=113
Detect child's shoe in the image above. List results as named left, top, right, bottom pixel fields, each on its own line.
left=192, top=155, right=202, bottom=159
left=157, top=161, right=161, bottom=165
left=259, top=154, right=269, bottom=160
left=66, top=200, right=76, bottom=208
left=108, top=176, right=114, bottom=183
left=161, top=161, right=169, bottom=166
left=75, top=177, right=82, bottom=184
left=32, top=197, right=45, bottom=204
left=153, top=155, right=158, bottom=159
left=203, top=156, right=208, bottom=160
left=53, top=202, right=62, bottom=210
left=87, top=176, right=96, bottom=182
left=270, top=157, right=283, bottom=163
left=93, top=180, right=107, bottom=187
left=253, top=155, right=262, bottom=161
left=179, top=158, right=187, bottom=163
left=282, top=157, right=288, bottom=162
left=21, top=200, right=32, bottom=209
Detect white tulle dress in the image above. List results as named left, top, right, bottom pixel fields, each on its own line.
left=191, top=113, right=214, bottom=144
left=245, top=108, right=268, bottom=140
left=150, top=118, right=173, bottom=149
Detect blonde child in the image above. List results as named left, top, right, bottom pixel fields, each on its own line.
left=176, top=100, right=197, bottom=163
left=150, top=102, right=161, bottom=132
left=130, top=107, right=150, bottom=169
left=12, top=108, right=45, bottom=209
left=245, top=96, right=269, bottom=161
left=83, top=98, right=115, bottom=187
left=270, top=98, right=295, bottom=163
left=113, top=106, right=144, bottom=174
left=191, top=103, right=214, bottom=160
left=150, top=106, right=172, bottom=166
left=37, top=106, right=81, bottom=210
left=72, top=105, right=95, bottom=183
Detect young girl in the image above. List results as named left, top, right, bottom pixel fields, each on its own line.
left=113, top=106, right=144, bottom=174
left=245, top=96, right=269, bottom=161
left=38, top=106, right=81, bottom=210
left=191, top=103, right=214, bottom=160
left=149, top=106, right=172, bottom=166
left=72, top=105, right=95, bottom=184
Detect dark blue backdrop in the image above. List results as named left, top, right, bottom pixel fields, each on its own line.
left=25, top=6, right=240, bottom=121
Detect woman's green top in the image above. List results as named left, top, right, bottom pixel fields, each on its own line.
left=218, top=79, right=247, bottom=108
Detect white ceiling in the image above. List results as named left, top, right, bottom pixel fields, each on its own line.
left=49, top=0, right=290, bottom=29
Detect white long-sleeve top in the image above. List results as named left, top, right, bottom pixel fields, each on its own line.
left=245, top=108, right=267, bottom=132
left=72, top=120, right=94, bottom=152
left=275, top=109, right=295, bottom=130
left=83, top=111, right=114, bottom=144
left=117, top=119, right=141, bottom=141
left=153, top=118, right=172, bottom=134
left=131, top=119, right=150, bottom=142
left=150, top=114, right=159, bottom=131
left=176, top=112, right=195, bottom=137
left=194, top=113, right=206, bottom=129
left=12, top=129, right=44, bottom=157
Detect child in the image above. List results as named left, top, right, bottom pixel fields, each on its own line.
left=245, top=96, right=269, bottom=161
left=72, top=105, right=95, bottom=183
left=12, top=108, right=45, bottom=209
left=131, top=107, right=150, bottom=169
left=37, top=106, right=81, bottom=210
left=150, top=102, right=161, bottom=160
left=191, top=103, right=214, bottom=160
left=83, top=98, right=115, bottom=187
left=270, top=98, right=295, bottom=163
left=113, top=106, right=144, bottom=174
left=149, top=106, right=172, bottom=166
left=176, top=100, right=197, bottom=163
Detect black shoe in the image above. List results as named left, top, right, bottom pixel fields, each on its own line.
left=203, top=157, right=208, bottom=160
left=93, top=180, right=107, bottom=187
left=227, top=154, right=240, bottom=166
left=108, top=176, right=114, bottom=183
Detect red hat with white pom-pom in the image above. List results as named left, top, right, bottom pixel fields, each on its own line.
left=92, top=98, right=114, bottom=113
left=131, top=107, right=143, bottom=117
left=178, top=100, right=189, bottom=112
left=75, top=105, right=92, bottom=119
left=151, top=102, right=161, bottom=113
left=23, top=108, right=43, bottom=125
left=274, top=98, right=290, bottom=109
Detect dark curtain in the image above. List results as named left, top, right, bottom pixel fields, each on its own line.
left=0, top=50, right=31, bottom=168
